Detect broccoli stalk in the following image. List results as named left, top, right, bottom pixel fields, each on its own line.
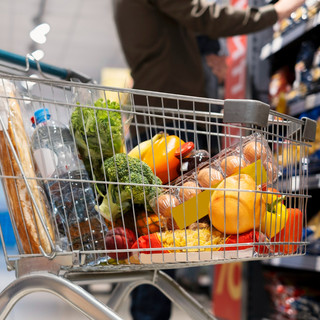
left=97, top=184, right=132, bottom=221
left=97, top=153, right=162, bottom=221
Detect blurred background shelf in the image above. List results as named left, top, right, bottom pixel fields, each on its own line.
left=262, top=255, right=320, bottom=272
left=287, top=174, right=320, bottom=191
left=260, top=11, right=320, bottom=60
left=288, top=92, right=320, bottom=116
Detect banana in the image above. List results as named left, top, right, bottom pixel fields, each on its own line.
left=128, top=132, right=165, bottom=159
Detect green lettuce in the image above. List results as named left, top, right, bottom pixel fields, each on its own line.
left=70, top=98, right=124, bottom=180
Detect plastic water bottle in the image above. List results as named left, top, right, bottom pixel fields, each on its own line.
left=31, top=108, right=107, bottom=256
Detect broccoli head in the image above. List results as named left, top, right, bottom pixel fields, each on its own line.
left=97, top=153, right=162, bottom=221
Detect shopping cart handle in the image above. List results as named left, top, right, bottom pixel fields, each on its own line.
left=0, top=49, right=92, bottom=83
left=223, top=99, right=270, bottom=128
left=65, top=69, right=93, bottom=83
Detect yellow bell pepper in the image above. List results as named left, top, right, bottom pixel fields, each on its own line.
left=261, top=202, right=288, bottom=238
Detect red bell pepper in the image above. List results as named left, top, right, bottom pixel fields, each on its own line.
left=270, top=208, right=303, bottom=254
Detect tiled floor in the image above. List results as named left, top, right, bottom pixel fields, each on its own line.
left=0, top=248, right=213, bottom=320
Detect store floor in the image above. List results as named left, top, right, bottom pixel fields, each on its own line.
left=0, top=248, right=212, bottom=320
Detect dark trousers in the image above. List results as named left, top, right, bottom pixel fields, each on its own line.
left=130, top=269, right=175, bottom=320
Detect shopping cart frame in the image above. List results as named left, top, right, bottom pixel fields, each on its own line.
left=0, top=54, right=317, bottom=319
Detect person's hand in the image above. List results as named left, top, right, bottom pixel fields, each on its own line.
left=205, top=54, right=227, bottom=84
left=274, top=0, right=305, bottom=20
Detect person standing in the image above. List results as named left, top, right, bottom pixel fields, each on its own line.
left=112, top=1, right=305, bottom=319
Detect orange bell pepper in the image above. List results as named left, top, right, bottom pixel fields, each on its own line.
left=142, top=135, right=185, bottom=184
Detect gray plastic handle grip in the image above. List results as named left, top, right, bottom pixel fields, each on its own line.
left=223, top=99, right=270, bottom=128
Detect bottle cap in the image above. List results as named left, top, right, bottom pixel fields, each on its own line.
left=34, top=108, right=51, bottom=124
left=30, top=116, right=36, bottom=128
left=174, top=141, right=194, bottom=159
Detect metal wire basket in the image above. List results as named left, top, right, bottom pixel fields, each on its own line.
left=0, top=71, right=316, bottom=320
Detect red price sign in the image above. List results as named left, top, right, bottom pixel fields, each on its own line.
left=223, top=0, right=248, bottom=149
left=212, top=263, right=243, bottom=320
left=225, top=0, right=248, bottom=100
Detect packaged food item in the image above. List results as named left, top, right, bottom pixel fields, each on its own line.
left=307, top=0, right=320, bottom=18
left=197, top=166, right=223, bottom=189
left=178, top=180, right=201, bottom=202
left=268, top=66, right=293, bottom=109
left=243, top=139, right=267, bottom=162
left=294, top=41, right=315, bottom=88
left=291, top=5, right=308, bottom=25
left=219, top=154, right=247, bottom=176
left=0, top=80, right=55, bottom=254
left=151, top=193, right=180, bottom=230
left=31, top=108, right=108, bottom=255
left=264, top=270, right=320, bottom=320
left=242, top=134, right=279, bottom=183
left=272, top=4, right=310, bottom=38
left=310, top=46, right=320, bottom=92
left=174, top=142, right=210, bottom=174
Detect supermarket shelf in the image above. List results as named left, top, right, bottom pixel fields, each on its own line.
left=288, top=92, right=320, bottom=116
left=262, top=255, right=320, bottom=272
left=283, top=174, right=320, bottom=192
left=260, top=11, right=320, bottom=60
left=295, top=174, right=320, bottom=191
left=308, top=174, right=320, bottom=190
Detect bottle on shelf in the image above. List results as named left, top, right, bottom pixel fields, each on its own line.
left=30, top=108, right=107, bottom=258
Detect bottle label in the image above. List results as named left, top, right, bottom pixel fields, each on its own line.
left=33, top=148, right=58, bottom=178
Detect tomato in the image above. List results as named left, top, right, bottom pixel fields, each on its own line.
left=270, top=208, right=303, bottom=254
left=142, top=135, right=185, bottom=184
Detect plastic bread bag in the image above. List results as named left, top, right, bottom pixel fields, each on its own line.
left=0, top=79, right=55, bottom=254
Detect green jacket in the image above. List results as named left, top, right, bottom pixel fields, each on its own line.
left=112, top=0, right=277, bottom=99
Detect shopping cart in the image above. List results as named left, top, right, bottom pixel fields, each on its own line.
left=0, top=52, right=317, bottom=320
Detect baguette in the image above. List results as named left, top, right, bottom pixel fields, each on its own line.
left=0, top=81, right=55, bottom=254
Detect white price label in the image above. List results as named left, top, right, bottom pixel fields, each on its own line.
left=33, top=148, right=58, bottom=178
left=306, top=94, right=316, bottom=110
left=317, top=174, right=320, bottom=189
left=315, top=256, right=320, bottom=272
left=260, top=44, right=271, bottom=60
left=292, top=176, right=300, bottom=191
left=272, top=258, right=281, bottom=266
left=272, top=37, right=283, bottom=53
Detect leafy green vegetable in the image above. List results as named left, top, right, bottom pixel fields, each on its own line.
left=70, top=98, right=124, bottom=180
left=97, top=153, right=162, bottom=221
